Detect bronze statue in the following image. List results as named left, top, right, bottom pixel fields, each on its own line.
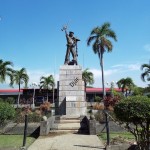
left=62, top=26, right=80, bottom=65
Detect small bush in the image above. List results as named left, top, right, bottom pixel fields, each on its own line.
left=5, top=97, right=15, bottom=104
left=28, top=112, right=41, bottom=122
left=15, top=107, right=42, bottom=123
left=93, top=103, right=104, bottom=110
left=94, top=110, right=105, bottom=123
left=0, top=102, right=16, bottom=124
left=114, top=96, right=150, bottom=150
left=40, top=102, right=51, bottom=115
left=95, top=96, right=102, bottom=102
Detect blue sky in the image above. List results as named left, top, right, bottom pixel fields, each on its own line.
left=0, top=0, right=150, bottom=88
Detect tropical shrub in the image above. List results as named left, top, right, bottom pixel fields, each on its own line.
left=95, top=96, right=102, bottom=102
left=5, top=97, right=15, bottom=104
left=40, top=101, right=51, bottom=115
left=114, top=96, right=150, bottom=150
left=15, top=107, right=42, bottom=123
left=93, top=103, right=104, bottom=110
left=0, top=101, right=16, bottom=124
left=94, top=110, right=105, bottom=123
left=104, top=95, right=122, bottom=109
left=0, top=98, right=4, bottom=102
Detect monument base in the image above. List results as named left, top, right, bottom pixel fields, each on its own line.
left=55, top=65, right=87, bottom=116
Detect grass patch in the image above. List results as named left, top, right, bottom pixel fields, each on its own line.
left=98, top=132, right=135, bottom=141
left=0, top=135, right=36, bottom=149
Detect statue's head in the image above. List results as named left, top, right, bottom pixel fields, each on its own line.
left=69, top=31, right=74, bottom=37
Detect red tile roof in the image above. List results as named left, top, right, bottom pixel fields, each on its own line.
left=0, top=88, right=122, bottom=93
left=0, top=89, right=23, bottom=93
left=86, top=88, right=122, bottom=93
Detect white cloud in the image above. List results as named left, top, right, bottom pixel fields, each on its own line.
left=3, top=69, right=59, bottom=89
left=28, top=69, right=59, bottom=88
left=104, top=69, right=119, bottom=76
left=28, top=70, right=49, bottom=84
left=111, top=64, right=124, bottom=68
left=89, top=69, right=101, bottom=77
left=89, top=68, right=120, bottom=87
left=0, top=63, right=147, bottom=89
left=90, top=68, right=119, bottom=78
left=144, top=44, right=150, bottom=52
left=111, top=63, right=140, bottom=71
left=89, top=63, right=146, bottom=88
left=128, top=64, right=140, bottom=71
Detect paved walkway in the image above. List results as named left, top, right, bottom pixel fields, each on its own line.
left=28, top=133, right=105, bottom=150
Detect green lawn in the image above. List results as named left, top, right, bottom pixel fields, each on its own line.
left=0, top=135, right=36, bottom=149
left=98, top=132, right=135, bottom=142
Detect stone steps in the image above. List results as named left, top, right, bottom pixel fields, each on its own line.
left=49, top=130, right=79, bottom=134
left=53, top=122, right=81, bottom=130
left=50, top=115, right=89, bottom=134
left=49, top=129, right=89, bottom=135
left=55, top=115, right=80, bottom=120
left=55, top=119, right=80, bottom=123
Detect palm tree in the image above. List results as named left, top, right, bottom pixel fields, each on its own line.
left=141, top=61, right=150, bottom=83
left=0, top=59, right=13, bottom=84
left=40, top=75, right=55, bottom=102
left=82, top=68, right=94, bottom=101
left=10, top=68, right=29, bottom=107
left=82, top=68, right=94, bottom=87
left=87, top=22, right=117, bottom=100
left=117, top=77, right=135, bottom=97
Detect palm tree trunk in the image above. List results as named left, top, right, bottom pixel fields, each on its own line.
left=99, top=51, right=106, bottom=100
left=52, top=86, right=54, bottom=103
left=47, top=88, right=49, bottom=102
left=17, top=83, right=20, bottom=108
left=99, top=49, right=110, bottom=146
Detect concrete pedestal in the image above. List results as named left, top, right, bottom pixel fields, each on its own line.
left=55, top=65, right=87, bottom=116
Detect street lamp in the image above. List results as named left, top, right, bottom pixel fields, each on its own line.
left=30, top=82, right=38, bottom=109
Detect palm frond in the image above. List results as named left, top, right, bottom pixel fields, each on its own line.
left=105, top=29, right=117, bottom=41
left=87, top=36, right=97, bottom=46
left=101, top=38, right=113, bottom=52
left=141, top=64, right=150, bottom=70
left=92, top=41, right=99, bottom=54
left=141, top=62, right=150, bottom=82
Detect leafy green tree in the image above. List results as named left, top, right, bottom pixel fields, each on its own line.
left=0, top=59, right=13, bottom=84
left=10, top=68, right=29, bottom=107
left=40, top=75, right=55, bottom=102
left=87, top=22, right=117, bottom=100
left=143, top=86, right=150, bottom=98
left=132, top=87, right=144, bottom=96
left=117, top=77, right=135, bottom=97
left=0, top=101, right=16, bottom=124
left=114, top=96, right=150, bottom=150
left=141, top=62, right=150, bottom=83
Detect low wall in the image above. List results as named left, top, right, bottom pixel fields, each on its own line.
left=82, top=115, right=97, bottom=135
left=96, top=121, right=126, bottom=134
left=40, top=116, right=55, bottom=136
left=1, top=122, right=40, bottom=135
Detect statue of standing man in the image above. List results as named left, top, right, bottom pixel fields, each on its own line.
left=62, top=26, right=80, bottom=65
